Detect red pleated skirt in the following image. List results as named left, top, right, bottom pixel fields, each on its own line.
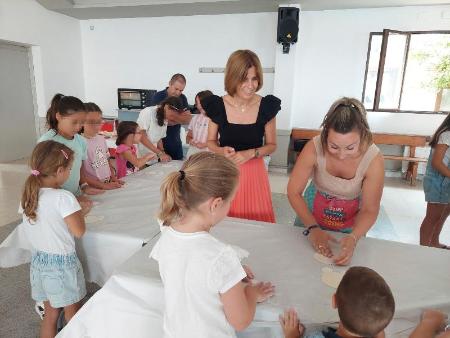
left=228, top=157, right=275, bottom=223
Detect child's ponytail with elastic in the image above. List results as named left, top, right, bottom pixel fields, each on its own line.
left=21, top=172, right=42, bottom=222
left=158, top=152, right=239, bottom=225
left=46, top=94, right=85, bottom=132
left=158, top=170, right=187, bottom=225
left=46, top=93, right=64, bottom=131
left=21, top=141, right=74, bottom=222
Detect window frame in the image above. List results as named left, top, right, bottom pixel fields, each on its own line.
left=362, top=29, right=450, bottom=115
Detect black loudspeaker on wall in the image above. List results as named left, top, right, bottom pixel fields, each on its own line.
left=277, top=7, right=299, bottom=54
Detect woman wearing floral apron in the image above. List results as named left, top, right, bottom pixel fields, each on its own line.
left=288, top=97, right=384, bottom=265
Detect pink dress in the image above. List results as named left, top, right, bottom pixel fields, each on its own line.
left=115, top=144, right=138, bottom=179
left=83, top=135, right=112, bottom=182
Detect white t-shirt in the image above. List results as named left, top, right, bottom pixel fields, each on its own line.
left=150, top=227, right=247, bottom=338
left=137, top=106, right=168, bottom=143
left=437, top=130, right=450, bottom=166
left=20, top=188, right=81, bottom=254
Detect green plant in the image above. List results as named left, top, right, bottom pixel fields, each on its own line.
left=411, top=41, right=450, bottom=90
left=431, top=43, right=450, bottom=90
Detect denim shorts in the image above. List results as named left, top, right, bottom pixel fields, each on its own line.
left=423, top=156, right=450, bottom=204
left=30, top=251, right=86, bottom=308
left=424, top=174, right=450, bottom=204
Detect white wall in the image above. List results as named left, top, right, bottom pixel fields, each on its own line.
left=3, top=2, right=448, bottom=135
left=0, top=0, right=85, bottom=117
left=80, top=13, right=277, bottom=116
left=292, top=5, right=450, bottom=135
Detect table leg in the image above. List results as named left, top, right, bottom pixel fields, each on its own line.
left=410, top=162, right=419, bottom=186
left=408, top=146, right=417, bottom=185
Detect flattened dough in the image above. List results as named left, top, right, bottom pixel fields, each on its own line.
left=85, top=215, right=105, bottom=224
left=314, top=252, right=334, bottom=265
left=321, top=267, right=345, bottom=289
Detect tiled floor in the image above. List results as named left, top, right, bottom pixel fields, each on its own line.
left=1, top=159, right=449, bottom=247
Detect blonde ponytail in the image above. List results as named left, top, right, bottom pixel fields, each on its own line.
left=21, top=175, right=42, bottom=222
left=158, top=152, right=239, bottom=225
left=158, top=170, right=186, bottom=225
left=21, top=141, right=74, bottom=222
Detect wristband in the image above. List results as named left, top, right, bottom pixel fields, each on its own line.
left=303, top=224, right=320, bottom=236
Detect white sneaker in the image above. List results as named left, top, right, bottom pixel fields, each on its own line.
left=34, top=301, right=45, bottom=320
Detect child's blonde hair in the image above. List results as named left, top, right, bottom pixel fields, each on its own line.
left=158, top=152, right=239, bottom=225
left=21, top=141, right=74, bottom=222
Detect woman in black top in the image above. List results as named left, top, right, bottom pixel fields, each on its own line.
left=202, top=49, right=281, bottom=223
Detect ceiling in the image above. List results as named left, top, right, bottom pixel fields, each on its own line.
left=36, top=0, right=450, bottom=19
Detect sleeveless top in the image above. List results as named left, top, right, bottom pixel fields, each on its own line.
left=312, top=135, right=380, bottom=200
left=202, top=95, right=281, bottom=151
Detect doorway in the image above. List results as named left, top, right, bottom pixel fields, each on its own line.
left=0, top=42, right=37, bottom=162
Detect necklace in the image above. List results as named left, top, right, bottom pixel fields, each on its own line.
left=230, top=97, right=253, bottom=113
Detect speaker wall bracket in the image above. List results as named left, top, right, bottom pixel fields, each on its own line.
left=282, top=43, right=291, bottom=54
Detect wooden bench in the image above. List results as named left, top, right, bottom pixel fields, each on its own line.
left=291, top=128, right=429, bottom=185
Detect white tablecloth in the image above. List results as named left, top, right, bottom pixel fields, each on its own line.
left=0, top=161, right=183, bottom=286
left=58, top=218, right=450, bottom=338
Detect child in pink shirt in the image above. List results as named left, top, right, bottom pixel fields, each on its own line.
left=82, top=103, right=123, bottom=190
left=186, top=90, right=213, bottom=158
left=115, top=121, right=155, bottom=179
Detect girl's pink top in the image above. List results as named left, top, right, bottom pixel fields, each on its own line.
left=83, top=135, right=111, bottom=181
left=188, top=114, right=209, bottom=144
left=115, top=144, right=138, bottom=178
